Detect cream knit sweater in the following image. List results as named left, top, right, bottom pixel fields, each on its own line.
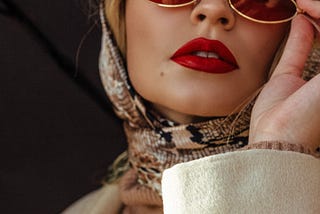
left=162, top=149, right=320, bottom=214
left=64, top=148, right=320, bottom=214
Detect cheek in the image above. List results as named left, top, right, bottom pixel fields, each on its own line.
left=125, top=2, right=161, bottom=98
left=125, top=1, right=186, bottom=104
left=237, top=23, right=288, bottom=75
left=231, top=23, right=289, bottom=97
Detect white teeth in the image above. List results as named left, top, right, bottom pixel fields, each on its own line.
left=208, top=52, right=219, bottom=58
left=194, top=51, right=208, bottom=58
left=193, top=51, right=219, bottom=59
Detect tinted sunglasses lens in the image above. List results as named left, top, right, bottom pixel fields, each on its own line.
left=149, top=0, right=194, bottom=6
left=230, top=0, right=297, bottom=22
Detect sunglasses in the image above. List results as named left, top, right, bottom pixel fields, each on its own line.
left=148, top=0, right=317, bottom=26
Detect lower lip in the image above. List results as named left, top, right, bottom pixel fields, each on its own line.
left=171, top=56, right=238, bottom=74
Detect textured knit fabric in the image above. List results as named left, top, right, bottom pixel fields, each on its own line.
left=63, top=146, right=320, bottom=214
left=162, top=149, right=320, bottom=214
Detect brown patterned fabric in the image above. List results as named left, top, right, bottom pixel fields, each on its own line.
left=99, top=3, right=251, bottom=199
left=98, top=2, right=320, bottom=209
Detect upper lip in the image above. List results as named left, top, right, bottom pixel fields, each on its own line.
left=171, top=37, right=238, bottom=71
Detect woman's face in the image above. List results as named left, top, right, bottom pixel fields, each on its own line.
left=125, top=0, right=288, bottom=123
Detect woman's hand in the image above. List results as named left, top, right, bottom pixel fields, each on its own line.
left=249, top=1, right=320, bottom=152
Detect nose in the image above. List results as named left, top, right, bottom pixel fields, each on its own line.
left=190, top=0, right=235, bottom=30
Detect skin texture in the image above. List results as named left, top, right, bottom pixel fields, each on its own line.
left=126, top=0, right=320, bottom=150
left=125, top=0, right=288, bottom=124
left=250, top=15, right=320, bottom=151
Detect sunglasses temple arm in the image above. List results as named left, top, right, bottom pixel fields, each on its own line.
left=300, top=14, right=320, bottom=34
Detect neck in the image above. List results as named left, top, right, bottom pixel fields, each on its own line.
left=151, top=103, right=214, bottom=124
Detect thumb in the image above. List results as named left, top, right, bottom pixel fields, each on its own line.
left=297, top=0, right=320, bottom=19
left=271, top=15, right=314, bottom=79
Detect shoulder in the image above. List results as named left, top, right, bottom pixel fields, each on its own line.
left=62, top=183, right=123, bottom=214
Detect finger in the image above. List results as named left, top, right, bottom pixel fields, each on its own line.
left=297, top=0, right=320, bottom=18
left=271, top=15, right=314, bottom=79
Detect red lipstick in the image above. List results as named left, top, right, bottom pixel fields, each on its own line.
left=171, top=38, right=238, bottom=74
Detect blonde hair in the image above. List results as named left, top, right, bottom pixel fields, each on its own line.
left=104, top=0, right=126, bottom=56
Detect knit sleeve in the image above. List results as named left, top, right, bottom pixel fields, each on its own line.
left=162, top=149, right=320, bottom=214
left=242, top=141, right=319, bottom=158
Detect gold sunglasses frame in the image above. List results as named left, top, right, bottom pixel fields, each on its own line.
left=151, top=0, right=302, bottom=22
left=228, top=0, right=319, bottom=32
left=154, top=0, right=198, bottom=8
left=228, top=0, right=301, bottom=24
left=150, top=0, right=319, bottom=32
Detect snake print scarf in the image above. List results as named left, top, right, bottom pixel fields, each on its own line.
left=99, top=3, right=320, bottom=204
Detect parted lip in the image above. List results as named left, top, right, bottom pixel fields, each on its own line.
left=171, top=37, right=239, bottom=74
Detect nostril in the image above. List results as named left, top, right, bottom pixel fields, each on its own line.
left=196, top=15, right=229, bottom=25
left=220, top=17, right=229, bottom=25
left=197, top=14, right=206, bottom=21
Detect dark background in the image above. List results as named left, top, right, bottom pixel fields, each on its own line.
left=0, top=0, right=126, bottom=213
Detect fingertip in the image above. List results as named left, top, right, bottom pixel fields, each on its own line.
left=297, top=0, right=320, bottom=19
